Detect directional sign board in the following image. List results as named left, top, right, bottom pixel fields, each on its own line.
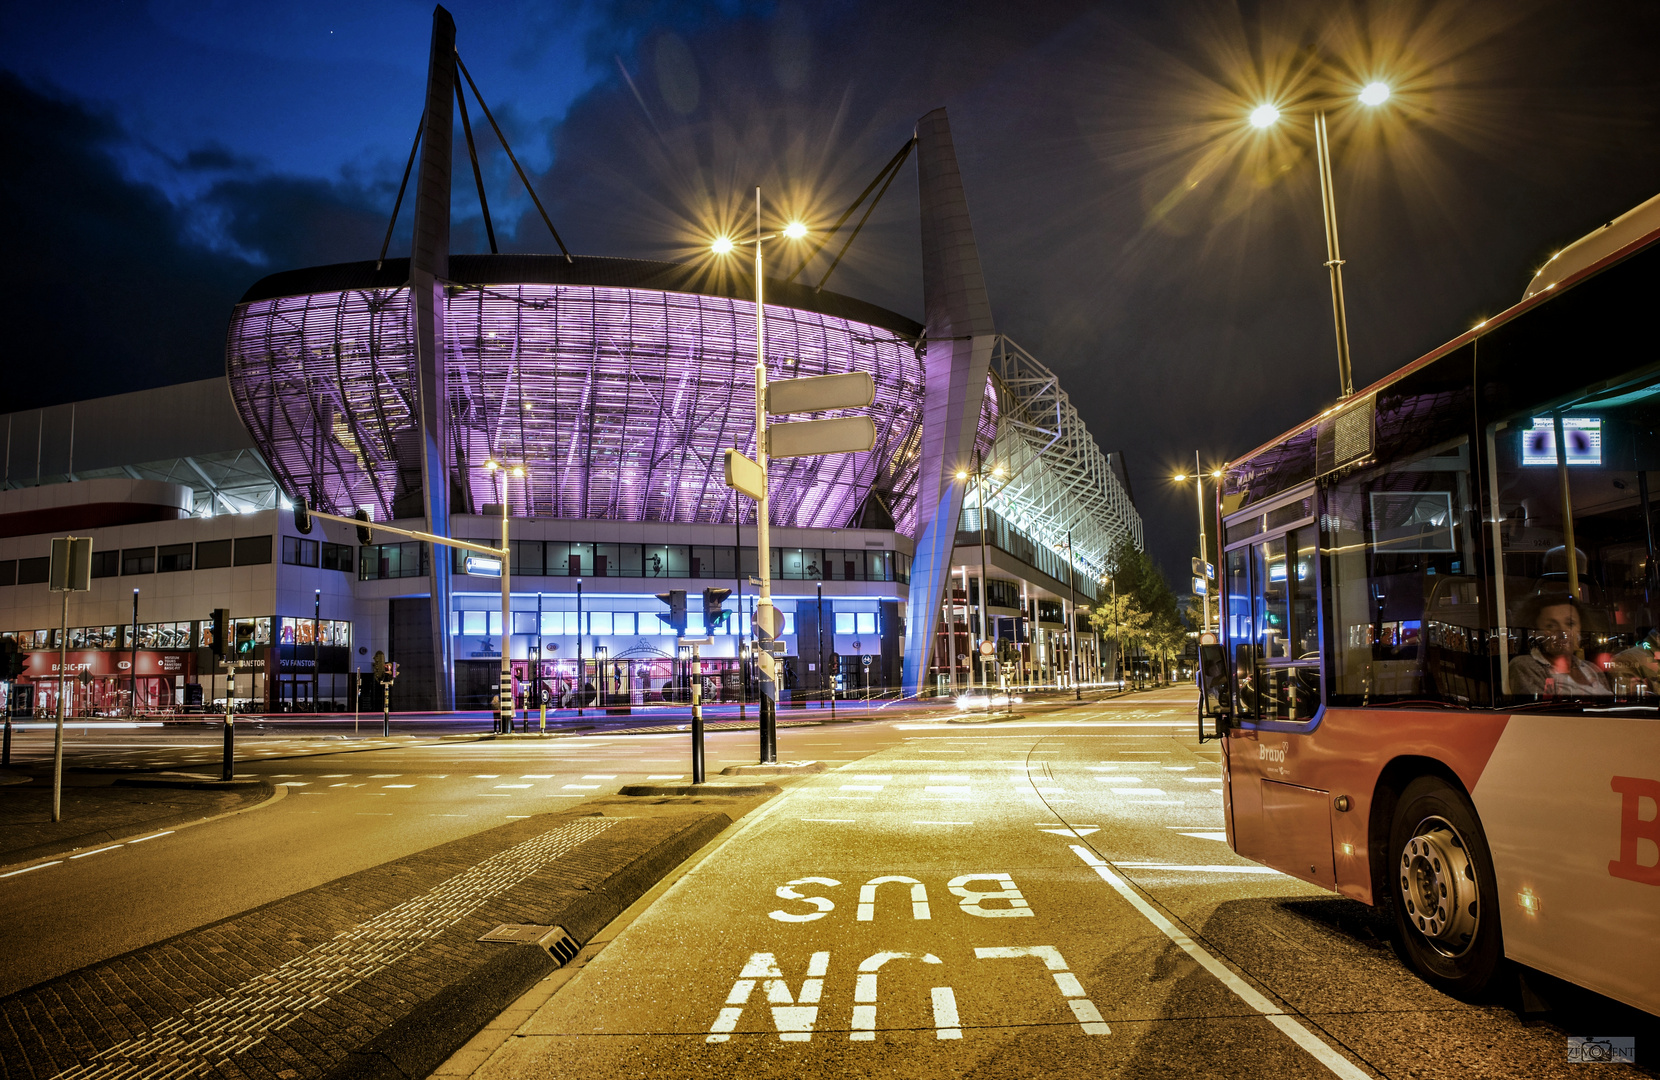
left=465, top=554, right=503, bottom=577
left=768, top=416, right=876, bottom=459
left=724, top=449, right=766, bottom=500
left=1192, top=576, right=1208, bottom=596
left=766, top=372, right=874, bottom=416
left=1191, top=558, right=1215, bottom=580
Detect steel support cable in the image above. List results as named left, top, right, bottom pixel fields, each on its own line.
left=454, top=50, right=573, bottom=261
left=784, top=136, right=915, bottom=285
left=455, top=70, right=498, bottom=254
left=377, top=114, right=424, bottom=271
left=816, top=143, right=912, bottom=294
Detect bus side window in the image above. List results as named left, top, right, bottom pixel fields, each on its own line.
left=1486, top=380, right=1660, bottom=705
left=1323, top=439, right=1487, bottom=706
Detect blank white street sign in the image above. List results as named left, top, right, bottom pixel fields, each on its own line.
left=724, top=449, right=766, bottom=500
left=768, top=416, right=876, bottom=458
left=766, top=372, right=875, bottom=416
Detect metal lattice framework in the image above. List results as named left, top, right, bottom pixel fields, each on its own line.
left=12, top=450, right=281, bottom=518
left=970, top=336, right=1143, bottom=581
left=227, top=282, right=952, bottom=534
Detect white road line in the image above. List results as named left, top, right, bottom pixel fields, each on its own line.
left=1111, top=787, right=1164, bottom=795
left=1095, top=777, right=1140, bottom=783
left=495, top=784, right=533, bottom=789
left=1177, top=832, right=1230, bottom=842
left=70, top=845, right=123, bottom=859
left=912, top=820, right=973, bottom=826
left=840, top=785, right=884, bottom=792
left=383, top=784, right=415, bottom=789
left=128, top=832, right=173, bottom=843
left=1069, top=846, right=1370, bottom=1080
left=1, top=860, right=62, bottom=878
left=647, top=774, right=686, bottom=780
left=562, top=784, right=600, bottom=790
left=1118, top=862, right=1284, bottom=875
left=582, top=774, right=618, bottom=779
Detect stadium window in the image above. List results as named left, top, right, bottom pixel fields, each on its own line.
left=321, top=542, right=353, bottom=573
left=157, top=543, right=193, bottom=573
left=234, top=536, right=273, bottom=565
left=17, top=557, right=49, bottom=585
left=122, top=547, right=156, bottom=575
left=282, top=537, right=319, bottom=567
left=195, top=539, right=233, bottom=569
left=0, top=560, right=16, bottom=586
left=856, top=612, right=877, bottom=635
left=89, top=551, right=119, bottom=579
left=835, top=612, right=856, bottom=634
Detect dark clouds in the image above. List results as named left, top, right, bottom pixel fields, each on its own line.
left=4, top=1, right=1660, bottom=580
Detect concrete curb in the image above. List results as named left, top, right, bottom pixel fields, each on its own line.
left=720, top=761, right=825, bottom=775
left=0, top=781, right=285, bottom=872
left=113, top=776, right=270, bottom=791
left=618, top=781, right=782, bottom=796
left=324, top=811, right=734, bottom=1080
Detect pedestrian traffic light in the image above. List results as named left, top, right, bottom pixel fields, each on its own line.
left=293, top=496, right=312, bottom=535
left=702, top=588, right=731, bottom=630
left=209, top=608, right=230, bottom=659
left=235, top=621, right=257, bottom=656
left=355, top=508, right=374, bottom=546
left=386, top=661, right=399, bottom=680
left=656, top=590, right=687, bottom=633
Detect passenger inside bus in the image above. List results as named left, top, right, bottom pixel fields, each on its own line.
left=1610, top=627, right=1660, bottom=693
left=1506, top=586, right=1612, bottom=699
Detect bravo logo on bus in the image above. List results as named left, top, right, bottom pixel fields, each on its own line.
left=1609, top=776, right=1660, bottom=886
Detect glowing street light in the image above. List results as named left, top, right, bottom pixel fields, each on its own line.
left=1247, top=76, right=1396, bottom=398
left=709, top=192, right=808, bottom=763
left=1172, top=451, right=1216, bottom=634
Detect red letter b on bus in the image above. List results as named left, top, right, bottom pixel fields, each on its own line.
left=1609, top=776, right=1660, bottom=886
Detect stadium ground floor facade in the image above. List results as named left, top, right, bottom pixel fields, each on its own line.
left=0, top=480, right=1112, bottom=716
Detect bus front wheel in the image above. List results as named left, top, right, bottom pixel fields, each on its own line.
left=1386, top=776, right=1503, bottom=997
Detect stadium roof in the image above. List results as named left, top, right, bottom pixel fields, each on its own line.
left=238, top=254, right=924, bottom=341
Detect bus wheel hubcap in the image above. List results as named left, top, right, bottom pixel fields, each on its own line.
left=1399, top=817, right=1479, bottom=955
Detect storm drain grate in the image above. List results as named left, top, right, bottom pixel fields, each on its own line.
left=479, top=923, right=582, bottom=965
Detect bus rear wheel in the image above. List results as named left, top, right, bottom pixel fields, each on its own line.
left=1386, top=776, right=1503, bottom=998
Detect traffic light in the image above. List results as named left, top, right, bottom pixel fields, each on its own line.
left=386, top=661, right=399, bottom=680
left=372, top=649, right=387, bottom=681
left=702, top=588, right=731, bottom=631
left=234, top=621, right=257, bottom=656
left=209, top=608, right=230, bottom=659
left=355, top=508, right=374, bottom=546
left=656, top=590, right=687, bottom=633
left=293, top=495, right=312, bottom=535
left=0, top=636, right=22, bottom=680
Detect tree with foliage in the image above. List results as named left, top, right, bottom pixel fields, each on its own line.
left=1096, top=538, right=1191, bottom=685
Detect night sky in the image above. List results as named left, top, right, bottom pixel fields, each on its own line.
left=4, top=0, right=1658, bottom=583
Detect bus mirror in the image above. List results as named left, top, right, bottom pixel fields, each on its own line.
left=1197, top=642, right=1232, bottom=742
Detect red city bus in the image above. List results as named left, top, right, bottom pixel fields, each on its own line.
left=1200, top=191, right=1660, bottom=1014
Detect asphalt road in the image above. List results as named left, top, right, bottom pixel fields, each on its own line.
left=4, top=691, right=1652, bottom=1077
left=0, top=714, right=921, bottom=998
left=466, top=689, right=1652, bottom=1080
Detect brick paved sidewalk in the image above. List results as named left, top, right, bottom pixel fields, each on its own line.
left=0, top=801, right=740, bottom=1080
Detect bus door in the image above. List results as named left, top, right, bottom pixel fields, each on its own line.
left=1223, top=489, right=1322, bottom=725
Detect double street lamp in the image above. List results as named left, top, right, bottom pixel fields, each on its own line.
left=1249, top=78, right=1393, bottom=398
left=711, top=191, right=808, bottom=763
left=1173, top=454, right=1223, bottom=634
left=954, top=458, right=1005, bottom=694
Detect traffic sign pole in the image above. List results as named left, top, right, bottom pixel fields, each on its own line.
left=690, top=642, right=704, bottom=783
left=222, top=667, right=235, bottom=782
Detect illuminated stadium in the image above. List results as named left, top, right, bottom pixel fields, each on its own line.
left=226, top=254, right=992, bottom=536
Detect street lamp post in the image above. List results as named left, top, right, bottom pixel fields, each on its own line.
left=313, top=588, right=321, bottom=713
left=1174, top=455, right=1221, bottom=634
left=1250, top=80, right=1391, bottom=399
left=129, top=588, right=139, bottom=717
left=484, top=461, right=522, bottom=734
left=712, top=190, right=807, bottom=764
